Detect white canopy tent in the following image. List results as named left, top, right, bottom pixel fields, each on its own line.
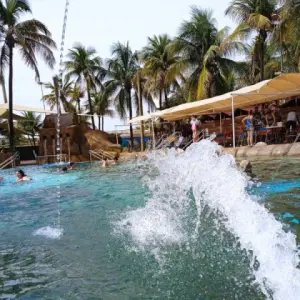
left=129, top=74, right=300, bottom=148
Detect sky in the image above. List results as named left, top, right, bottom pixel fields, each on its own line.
left=9, top=0, right=236, bottom=131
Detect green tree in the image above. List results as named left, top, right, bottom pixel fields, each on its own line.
left=172, top=6, right=246, bottom=101
left=64, top=44, right=105, bottom=129
left=225, top=0, right=277, bottom=81
left=42, top=76, right=73, bottom=112
left=141, top=34, right=181, bottom=109
left=19, top=111, right=42, bottom=147
left=105, top=42, right=139, bottom=147
left=89, top=91, right=114, bottom=131
left=0, top=0, right=56, bottom=149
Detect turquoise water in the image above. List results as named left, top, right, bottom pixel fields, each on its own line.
left=0, top=147, right=300, bottom=299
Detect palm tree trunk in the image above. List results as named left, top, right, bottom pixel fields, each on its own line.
left=0, top=73, right=8, bottom=104
left=8, top=45, right=14, bottom=150
left=98, top=116, right=101, bottom=130
left=102, top=116, right=104, bottom=131
left=128, top=88, right=134, bottom=150
left=259, top=30, right=267, bottom=81
left=159, top=89, right=162, bottom=110
left=77, top=99, right=80, bottom=124
left=87, top=86, right=95, bottom=129
left=164, top=88, right=168, bottom=108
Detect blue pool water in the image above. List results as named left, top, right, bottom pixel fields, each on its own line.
left=1, top=143, right=300, bottom=299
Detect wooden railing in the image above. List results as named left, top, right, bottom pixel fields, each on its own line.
left=0, top=152, right=19, bottom=170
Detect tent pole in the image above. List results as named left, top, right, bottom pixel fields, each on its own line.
left=231, top=96, right=236, bottom=148
left=115, top=126, right=118, bottom=145
left=151, top=119, right=156, bottom=150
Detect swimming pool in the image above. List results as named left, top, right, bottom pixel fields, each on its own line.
left=0, top=142, right=300, bottom=299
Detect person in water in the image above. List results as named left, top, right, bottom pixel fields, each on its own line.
left=16, top=169, right=31, bottom=182
left=242, top=110, right=254, bottom=146
left=62, top=166, right=68, bottom=172
left=68, top=162, right=75, bottom=170
left=102, top=158, right=108, bottom=168
left=240, top=160, right=255, bottom=178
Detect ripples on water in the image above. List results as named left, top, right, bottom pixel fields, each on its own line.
left=0, top=143, right=299, bottom=299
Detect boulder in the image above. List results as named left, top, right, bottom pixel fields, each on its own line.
left=257, top=145, right=276, bottom=157
left=287, top=142, right=300, bottom=157
left=236, top=146, right=251, bottom=158
left=255, top=142, right=267, bottom=147
left=272, top=144, right=291, bottom=156
left=222, top=147, right=238, bottom=157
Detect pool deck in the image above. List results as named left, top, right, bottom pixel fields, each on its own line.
left=222, top=142, right=300, bottom=158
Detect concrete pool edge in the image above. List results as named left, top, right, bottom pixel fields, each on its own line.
left=222, top=142, right=300, bottom=158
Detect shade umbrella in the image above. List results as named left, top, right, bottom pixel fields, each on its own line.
left=0, top=109, right=30, bottom=121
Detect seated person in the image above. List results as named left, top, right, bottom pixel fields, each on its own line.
left=16, top=169, right=32, bottom=182
left=286, top=110, right=299, bottom=133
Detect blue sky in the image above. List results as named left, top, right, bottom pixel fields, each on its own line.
left=9, top=0, right=236, bottom=131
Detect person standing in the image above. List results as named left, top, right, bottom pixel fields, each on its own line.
left=190, top=116, right=201, bottom=142
left=242, top=111, right=254, bottom=146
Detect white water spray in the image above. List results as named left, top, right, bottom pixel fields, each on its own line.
left=117, top=140, right=300, bottom=300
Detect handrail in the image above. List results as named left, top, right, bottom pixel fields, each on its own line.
left=155, top=132, right=182, bottom=150
left=89, top=149, right=115, bottom=162
left=155, top=134, right=168, bottom=148
left=0, top=151, right=19, bottom=170
left=183, top=130, right=205, bottom=151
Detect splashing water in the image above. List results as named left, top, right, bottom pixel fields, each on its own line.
left=33, top=226, right=63, bottom=240
left=117, top=140, right=300, bottom=300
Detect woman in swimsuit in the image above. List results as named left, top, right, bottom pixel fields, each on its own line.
left=242, top=110, right=254, bottom=146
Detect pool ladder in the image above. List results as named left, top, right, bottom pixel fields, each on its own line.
left=0, top=152, right=20, bottom=170
left=89, top=149, right=115, bottom=162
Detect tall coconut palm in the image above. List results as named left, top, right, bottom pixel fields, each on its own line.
left=105, top=42, right=139, bottom=147
left=89, top=91, right=114, bottom=131
left=0, top=0, right=56, bottom=149
left=19, top=111, right=42, bottom=147
left=64, top=44, right=105, bottom=129
left=225, top=0, right=277, bottom=81
left=141, top=34, right=181, bottom=109
left=172, top=6, right=247, bottom=101
left=43, top=76, right=73, bottom=112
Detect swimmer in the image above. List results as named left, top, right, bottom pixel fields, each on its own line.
left=62, top=167, right=68, bottom=172
left=240, top=160, right=255, bottom=178
left=111, top=157, right=118, bottom=165
left=102, top=158, right=108, bottom=168
left=16, top=169, right=31, bottom=182
left=68, top=162, right=75, bottom=170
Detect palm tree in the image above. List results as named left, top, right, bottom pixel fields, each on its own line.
left=19, top=111, right=42, bottom=147
left=141, top=34, right=181, bottom=109
left=43, top=76, right=73, bottom=112
left=105, top=42, right=139, bottom=147
left=0, top=0, right=56, bottom=150
left=172, top=6, right=246, bottom=101
left=70, top=85, right=84, bottom=114
left=89, top=91, right=114, bottom=131
left=64, top=44, right=105, bottom=129
left=225, top=0, right=277, bottom=81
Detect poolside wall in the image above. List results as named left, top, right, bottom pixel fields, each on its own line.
left=222, top=142, right=300, bottom=158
